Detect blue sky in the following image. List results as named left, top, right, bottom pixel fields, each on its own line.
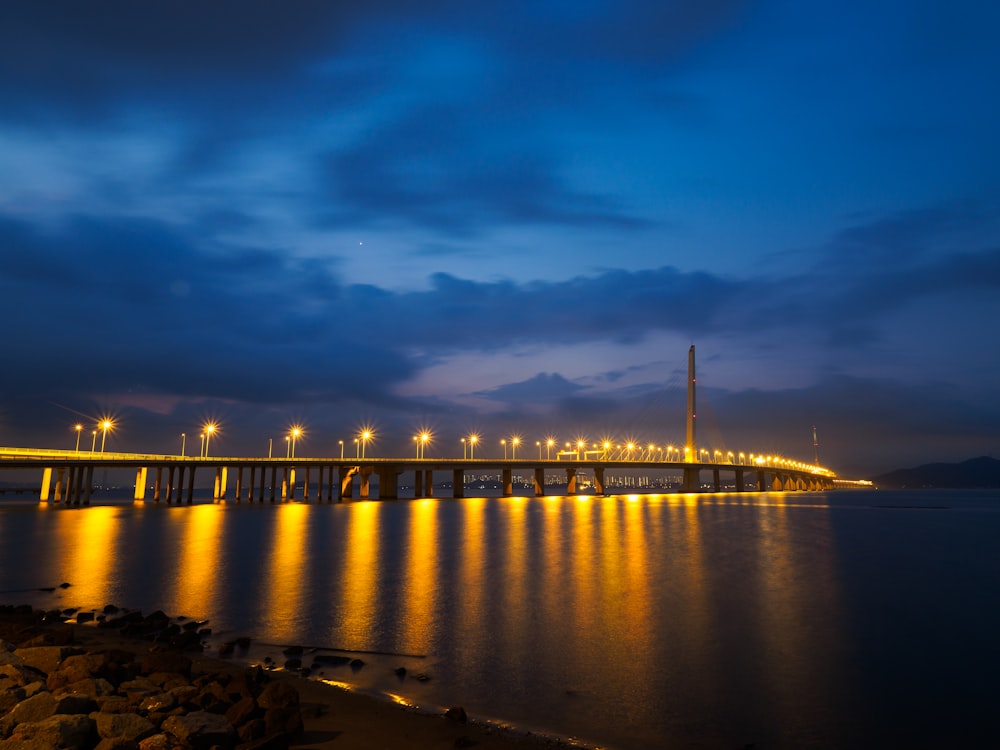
left=1, top=1, right=998, bottom=476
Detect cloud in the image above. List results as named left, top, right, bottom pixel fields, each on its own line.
left=476, top=373, right=588, bottom=403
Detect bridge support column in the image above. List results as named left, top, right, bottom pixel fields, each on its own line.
left=166, top=467, right=176, bottom=503
left=712, top=469, right=721, bottom=493
left=500, top=468, right=512, bottom=496
left=270, top=467, right=278, bottom=502
left=289, top=467, right=297, bottom=500
left=565, top=468, right=577, bottom=494
left=683, top=466, right=700, bottom=493
left=83, top=465, right=94, bottom=505
left=40, top=467, right=53, bottom=502
left=134, top=467, right=147, bottom=500
left=756, top=471, right=767, bottom=492
left=414, top=469, right=425, bottom=498
left=153, top=467, right=163, bottom=503
left=378, top=468, right=398, bottom=500
left=453, top=469, right=464, bottom=498
left=533, top=467, right=545, bottom=496
left=185, top=466, right=195, bottom=504
left=303, top=467, right=310, bottom=501
left=234, top=466, right=243, bottom=503
left=247, top=466, right=256, bottom=502
left=772, top=474, right=783, bottom=491
left=64, top=466, right=77, bottom=505
left=735, top=469, right=745, bottom=492
left=359, top=467, right=372, bottom=499
left=339, top=467, right=354, bottom=500
left=316, top=466, right=324, bottom=502
left=54, top=468, right=65, bottom=502
left=594, top=467, right=605, bottom=495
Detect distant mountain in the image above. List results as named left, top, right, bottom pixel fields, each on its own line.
left=872, top=456, right=1000, bottom=489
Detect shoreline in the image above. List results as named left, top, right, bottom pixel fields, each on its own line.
left=1, top=603, right=599, bottom=750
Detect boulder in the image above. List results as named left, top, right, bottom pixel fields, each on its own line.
left=14, top=646, right=74, bottom=676
left=162, top=710, right=236, bottom=749
left=0, top=690, right=57, bottom=731
left=141, top=651, right=191, bottom=678
left=93, top=711, right=156, bottom=743
left=256, top=681, right=299, bottom=711
left=3, top=713, right=95, bottom=749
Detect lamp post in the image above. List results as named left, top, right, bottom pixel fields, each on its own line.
left=462, top=438, right=467, bottom=459
left=355, top=438, right=360, bottom=458
left=359, top=430, right=372, bottom=458
left=285, top=436, right=290, bottom=459
left=511, top=437, right=520, bottom=460
left=99, top=419, right=113, bottom=453
left=290, top=427, right=302, bottom=458
left=547, top=438, right=554, bottom=460
left=501, top=439, right=507, bottom=460
left=91, top=430, right=97, bottom=453
left=200, top=434, right=205, bottom=457
left=181, top=433, right=186, bottom=457
left=268, top=438, right=273, bottom=458
left=419, top=431, right=430, bottom=459
left=577, top=440, right=585, bottom=460
left=468, top=434, right=478, bottom=459
left=203, top=422, right=217, bottom=457
left=74, top=424, right=83, bottom=451
left=536, top=441, right=541, bottom=459
left=339, top=440, right=344, bottom=459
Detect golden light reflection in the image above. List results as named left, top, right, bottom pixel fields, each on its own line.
left=454, top=496, right=487, bottom=672
left=399, top=499, right=439, bottom=654
left=57, top=506, right=121, bottom=608
left=165, top=505, right=223, bottom=619
left=338, top=500, right=381, bottom=648
left=263, top=503, right=311, bottom=641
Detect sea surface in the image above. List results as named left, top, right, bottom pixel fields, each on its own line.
left=1, top=489, right=999, bottom=749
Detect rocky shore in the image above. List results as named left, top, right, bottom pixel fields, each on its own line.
left=0, top=604, right=584, bottom=750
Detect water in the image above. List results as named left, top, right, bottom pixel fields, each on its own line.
left=2, top=489, right=999, bottom=748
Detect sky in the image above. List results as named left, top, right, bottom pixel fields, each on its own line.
left=1, top=1, right=998, bottom=478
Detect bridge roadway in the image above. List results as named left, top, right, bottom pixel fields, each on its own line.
left=0, top=447, right=836, bottom=505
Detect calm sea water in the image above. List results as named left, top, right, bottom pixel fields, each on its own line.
left=2, top=489, right=999, bottom=749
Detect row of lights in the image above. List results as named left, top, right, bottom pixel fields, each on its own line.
left=70, top=421, right=824, bottom=473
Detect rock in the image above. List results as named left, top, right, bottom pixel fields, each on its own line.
left=445, top=706, right=468, bottom=724
left=59, top=583, right=71, bottom=589
left=1, top=690, right=57, bottom=730
left=53, top=692, right=98, bottom=714
left=224, top=695, right=259, bottom=727
left=14, top=645, right=75, bottom=676
left=77, top=612, right=95, bottom=624
left=256, top=681, right=299, bottom=710
left=283, top=658, right=301, bottom=671
left=138, top=733, right=176, bottom=750
left=56, top=676, right=117, bottom=699
left=281, top=646, right=303, bottom=656
left=349, top=658, right=365, bottom=672
left=393, top=666, right=407, bottom=678
left=162, top=710, right=236, bottom=748
left=139, top=691, right=177, bottom=713
left=0, top=685, right=26, bottom=714
left=93, top=711, right=157, bottom=742
left=218, top=642, right=234, bottom=657
left=4, top=712, right=96, bottom=749
left=264, top=706, right=302, bottom=737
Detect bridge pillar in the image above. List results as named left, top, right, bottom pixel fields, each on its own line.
left=83, top=465, right=94, bottom=505
left=502, top=468, right=513, bottom=496
left=327, top=466, right=336, bottom=502
left=247, top=466, right=256, bottom=502
left=772, top=474, right=783, bottom=491
left=594, top=467, right=605, bottom=495
left=565, top=468, right=577, bottom=494
left=533, top=467, right=545, bottom=496
left=378, top=468, right=398, bottom=500
left=303, top=467, right=310, bottom=501
left=453, top=469, right=464, bottom=498
left=40, top=467, right=53, bottom=502
left=134, top=467, right=147, bottom=501
left=54, top=468, right=65, bottom=502
left=683, top=467, right=699, bottom=493
left=269, top=467, right=277, bottom=502
left=756, top=471, right=767, bottom=492
left=184, top=466, right=194, bottom=504
left=712, top=468, right=721, bottom=492
left=64, top=466, right=76, bottom=505
left=735, top=468, right=745, bottom=492
left=153, top=467, right=163, bottom=503
left=289, top=467, right=297, bottom=500
left=165, top=466, right=175, bottom=503
left=359, top=467, right=372, bottom=499
left=414, top=469, right=425, bottom=498
left=339, top=467, right=354, bottom=500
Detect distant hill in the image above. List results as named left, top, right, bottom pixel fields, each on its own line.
left=872, top=456, right=1000, bottom=489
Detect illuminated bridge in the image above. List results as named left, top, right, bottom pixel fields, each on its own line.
left=0, top=448, right=837, bottom=506
left=0, top=347, right=863, bottom=505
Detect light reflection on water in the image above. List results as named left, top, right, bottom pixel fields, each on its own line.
left=2, top=491, right=1000, bottom=749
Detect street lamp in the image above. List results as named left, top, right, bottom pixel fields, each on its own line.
left=289, top=426, right=302, bottom=458
left=547, top=438, right=555, bottom=460
left=285, top=436, right=291, bottom=459
left=419, top=431, right=431, bottom=459
left=511, top=436, right=520, bottom=460
left=359, top=429, right=373, bottom=458
left=468, top=434, right=478, bottom=459
left=200, top=433, right=205, bottom=457
left=268, top=438, right=273, bottom=458
left=501, top=439, right=507, bottom=460
left=339, top=440, right=344, bottom=459
left=203, top=422, right=217, bottom=457
left=602, top=441, right=611, bottom=460
left=99, top=419, right=113, bottom=453
left=461, top=438, right=467, bottom=459
left=181, top=433, right=186, bottom=456
left=536, top=441, right=542, bottom=459
left=91, top=430, right=97, bottom=453
left=577, top=439, right=585, bottom=460
left=73, top=424, right=82, bottom=451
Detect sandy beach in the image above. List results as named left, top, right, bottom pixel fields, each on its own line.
left=0, top=605, right=588, bottom=750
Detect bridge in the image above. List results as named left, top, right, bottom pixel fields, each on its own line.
left=0, top=447, right=837, bottom=505
left=0, top=346, right=859, bottom=505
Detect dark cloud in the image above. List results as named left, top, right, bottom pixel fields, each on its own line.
left=476, top=373, right=587, bottom=403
